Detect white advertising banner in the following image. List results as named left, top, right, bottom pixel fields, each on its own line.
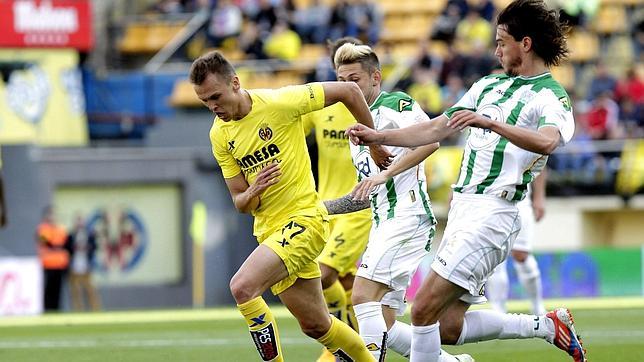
left=0, top=257, right=43, bottom=316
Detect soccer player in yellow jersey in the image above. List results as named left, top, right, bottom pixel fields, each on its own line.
left=302, top=37, right=373, bottom=362
left=190, top=51, right=392, bottom=362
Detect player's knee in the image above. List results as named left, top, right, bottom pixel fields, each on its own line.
left=411, top=299, right=439, bottom=325
left=229, top=275, right=256, bottom=304
left=299, top=315, right=331, bottom=339
left=320, top=267, right=339, bottom=289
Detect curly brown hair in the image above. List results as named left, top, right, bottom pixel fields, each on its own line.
left=496, top=0, right=570, bottom=67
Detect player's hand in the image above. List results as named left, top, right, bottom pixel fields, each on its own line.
left=447, top=110, right=493, bottom=131
left=369, top=145, right=393, bottom=169
left=347, top=124, right=382, bottom=146
left=249, top=162, right=281, bottom=197
left=351, top=173, right=387, bottom=201
left=533, top=198, right=545, bottom=222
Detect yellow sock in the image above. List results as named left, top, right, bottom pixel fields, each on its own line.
left=318, top=315, right=375, bottom=361
left=345, top=288, right=359, bottom=333
left=323, top=280, right=347, bottom=323
left=238, top=297, right=283, bottom=362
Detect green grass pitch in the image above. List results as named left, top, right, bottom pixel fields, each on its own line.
left=1, top=297, right=643, bottom=361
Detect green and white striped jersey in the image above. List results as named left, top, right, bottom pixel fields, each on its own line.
left=445, top=72, right=574, bottom=201
left=350, top=91, right=436, bottom=227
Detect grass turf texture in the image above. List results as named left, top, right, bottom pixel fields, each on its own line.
left=1, top=297, right=643, bottom=361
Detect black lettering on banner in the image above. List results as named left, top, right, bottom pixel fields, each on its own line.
left=250, top=323, right=279, bottom=361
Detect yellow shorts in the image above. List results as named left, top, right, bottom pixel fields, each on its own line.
left=262, top=214, right=330, bottom=295
left=317, top=211, right=371, bottom=277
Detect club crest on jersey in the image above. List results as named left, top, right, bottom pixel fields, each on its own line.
left=559, top=96, right=571, bottom=111
left=467, top=104, right=503, bottom=150
left=398, top=98, right=412, bottom=112
left=258, top=124, right=273, bottom=141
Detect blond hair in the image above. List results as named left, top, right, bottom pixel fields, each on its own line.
left=333, top=43, right=380, bottom=73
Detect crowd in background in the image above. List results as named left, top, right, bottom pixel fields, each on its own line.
left=86, top=0, right=644, bottom=195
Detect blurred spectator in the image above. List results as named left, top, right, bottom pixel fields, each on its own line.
left=253, top=0, right=282, bottom=37
left=207, top=0, right=243, bottom=47
left=587, top=62, right=617, bottom=101
left=407, top=67, right=443, bottom=117
left=447, top=0, right=469, bottom=18
left=430, top=3, right=462, bottom=44
left=238, top=21, right=267, bottom=59
left=455, top=10, right=493, bottom=53
left=552, top=0, right=599, bottom=28
left=441, top=73, right=466, bottom=112
left=635, top=11, right=644, bottom=61
left=461, top=42, right=497, bottom=87
left=348, top=0, right=382, bottom=45
left=66, top=214, right=101, bottom=311
left=469, top=0, right=496, bottom=22
left=263, top=20, right=301, bottom=62
left=615, top=66, right=644, bottom=136
left=327, top=0, right=355, bottom=42
left=585, top=90, right=621, bottom=140
left=150, top=0, right=184, bottom=14
left=37, top=206, right=70, bottom=311
left=292, top=0, right=330, bottom=44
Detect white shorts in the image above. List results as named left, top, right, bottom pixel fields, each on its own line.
left=431, top=193, right=521, bottom=305
left=357, top=214, right=434, bottom=315
left=513, top=199, right=534, bottom=252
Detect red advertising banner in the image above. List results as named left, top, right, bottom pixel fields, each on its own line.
left=0, top=0, right=93, bottom=50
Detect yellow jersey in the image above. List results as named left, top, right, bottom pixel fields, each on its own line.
left=210, top=83, right=328, bottom=239
left=302, top=102, right=371, bottom=220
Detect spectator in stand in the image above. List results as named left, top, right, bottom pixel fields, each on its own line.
left=455, top=10, right=493, bottom=52
left=471, top=0, right=496, bottom=22
left=430, top=3, right=463, bottom=44
left=66, top=213, right=101, bottom=311
left=587, top=62, right=618, bottom=102
left=552, top=0, right=599, bottom=28
left=615, top=66, right=644, bottom=136
left=37, top=206, right=70, bottom=311
left=460, top=42, right=497, bottom=87
left=263, top=20, right=301, bottom=62
left=207, top=0, right=243, bottom=47
left=407, top=67, right=443, bottom=118
left=348, top=0, right=382, bottom=45
left=328, top=0, right=355, bottom=42
left=292, top=0, right=331, bottom=44
left=438, top=44, right=467, bottom=86
left=238, top=21, right=268, bottom=59
left=253, top=0, right=282, bottom=38
left=585, top=90, right=621, bottom=140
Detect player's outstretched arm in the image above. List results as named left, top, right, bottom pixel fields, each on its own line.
left=224, top=163, right=281, bottom=214
left=352, top=143, right=440, bottom=201
left=321, top=81, right=393, bottom=168
left=348, top=114, right=455, bottom=148
left=448, top=110, right=561, bottom=154
left=324, top=194, right=370, bottom=215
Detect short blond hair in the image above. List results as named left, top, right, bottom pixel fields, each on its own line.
left=333, top=43, right=380, bottom=73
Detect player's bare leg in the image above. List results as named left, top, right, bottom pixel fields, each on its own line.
left=280, top=277, right=375, bottom=361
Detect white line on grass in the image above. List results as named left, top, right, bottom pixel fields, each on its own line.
left=0, top=330, right=642, bottom=349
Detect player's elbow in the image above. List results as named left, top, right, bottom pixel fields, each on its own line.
left=538, top=139, right=558, bottom=155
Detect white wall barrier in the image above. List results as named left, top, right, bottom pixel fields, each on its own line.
left=0, top=257, right=42, bottom=316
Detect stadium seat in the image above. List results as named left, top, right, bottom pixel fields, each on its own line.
left=567, top=30, right=600, bottom=63
left=592, top=5, right=628, bottom=35
left=119, top=21, right=186, bottom=54
left=169, top=79, right=201, bottom=108
left=551, top=63, right=576, bottom=91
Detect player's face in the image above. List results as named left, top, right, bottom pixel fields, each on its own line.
left=194, top=72, right=240, bottom=121
left=336, top=63, right=380, bottom=104
left=495, top=25, right=523, bottom=77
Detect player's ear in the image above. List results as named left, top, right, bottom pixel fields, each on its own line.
left=373, top=70, right=382, bottom=86
left=231, top=75, right=241, bottom=91
left=522, top=36, right=532, bottom=53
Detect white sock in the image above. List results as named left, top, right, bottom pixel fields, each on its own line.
left=354, top=302, right=388, bottom=360
left=514, top=254, right=546, bottom=315
left=459, top=310, right=554, bottom=343
left=486, top=260, right=509, bottom=313
left=387, top=320, right=411, bottom=357
left=410, top=322, right=440, bottom=362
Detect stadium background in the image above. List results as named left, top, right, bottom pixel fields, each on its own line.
left=0, top=0, right=642, bottom=350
